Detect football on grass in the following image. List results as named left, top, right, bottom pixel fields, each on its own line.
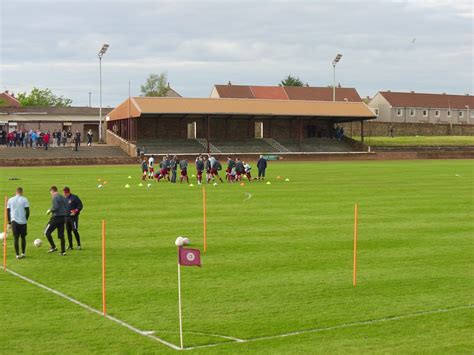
left=34, top=239, right=42, bottom=247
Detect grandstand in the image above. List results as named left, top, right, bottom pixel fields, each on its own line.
left=106, top=97, right=376, bottom=156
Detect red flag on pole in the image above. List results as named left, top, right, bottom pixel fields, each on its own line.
left=178, top=247, right=201, bottom=267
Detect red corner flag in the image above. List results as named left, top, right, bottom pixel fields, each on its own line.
left=178, top=247, right=201, bottom=267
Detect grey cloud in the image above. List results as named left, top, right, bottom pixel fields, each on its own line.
left=1, top=0, right=472, bottom=106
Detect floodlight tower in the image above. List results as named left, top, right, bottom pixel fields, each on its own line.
left=332, top=53, right=343, bottom=102
left=98, top=44, right=109, bottom=143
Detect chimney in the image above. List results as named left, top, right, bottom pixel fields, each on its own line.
left=366, top=96, right=370, bottom=100
left=228, top=81, right=232, bottom=86
left=410, top=90, right=415, bottom=93
left=442, top=92, right=446, bottom=95
left=387, top=90, right=391, bottom=92
left=465, top=93, right=470, bottom=96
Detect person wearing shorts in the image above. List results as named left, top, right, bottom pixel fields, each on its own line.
left=179, top=159, right=189, bottom=184
left=195, top=156, right=204, bottom=185
left=141, top=158, right=148, bottom=180
left=148, top=155, right=155, bottom=179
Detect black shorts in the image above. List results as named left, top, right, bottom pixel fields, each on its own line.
left=12, top=221, right=27, bottom=238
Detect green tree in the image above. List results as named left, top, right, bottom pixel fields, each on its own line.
left=279, top=75, right=304, bottom=87
left=140, top=73, right=169, bottom=97
left=17, top=87, right=72, bottom=107
left=0, top=98, right=7, bottom=107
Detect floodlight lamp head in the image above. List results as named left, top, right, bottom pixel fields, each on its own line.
left=98, top=44, right=109, bottom=58
left=332, top=53, right=343, bottom=66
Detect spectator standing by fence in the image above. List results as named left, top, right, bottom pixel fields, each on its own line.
left=43, top=131, right=50, bottom=150
left=87, top=129, right=93, bottom=146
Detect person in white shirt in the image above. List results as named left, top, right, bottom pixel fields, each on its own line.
left=7, top=187, right=30, bottom=260
left=148, top=155, right=155, bottom=179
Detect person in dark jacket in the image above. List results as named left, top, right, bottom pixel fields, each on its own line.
left=235, top=158, right=245, bottom=181
left=44, top=186, right=69, bottom=255
left=226, top=156, right=236, bottom=182
left=170, top=155, right=179, bottom=183
left=257, top=155, right=267, bottom=181
left=63, top=187, right=83, bottom=250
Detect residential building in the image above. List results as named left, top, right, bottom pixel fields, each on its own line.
left=369, top=91, right=474, bottom=125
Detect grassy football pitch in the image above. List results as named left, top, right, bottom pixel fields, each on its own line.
left=0, top=160, right=473, bottom=353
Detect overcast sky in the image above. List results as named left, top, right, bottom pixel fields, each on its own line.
left=0, top=0, right=472, bottom=107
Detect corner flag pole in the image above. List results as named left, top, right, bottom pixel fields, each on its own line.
left=353, top=203, right=358, bottom=287
left=3, top=196, right=7, bottom=271
left=177, top=247, right=184, bottom=350
left=203, top=187, right=207, bottom=253
left=102, top=219, right=107, bottom=316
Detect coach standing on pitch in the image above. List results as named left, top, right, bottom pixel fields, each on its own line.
left=45, top=186, right=69, bottom=256
left=63, top=187, right=83, bottom=250
left=7, top=187, right=30, bottom=260
left=257, top=155, right=267, bottom=181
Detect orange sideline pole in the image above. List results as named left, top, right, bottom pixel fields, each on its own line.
left=102, top=219, right=106, bottom=316
left=353, top=203, right=358, bottom=287
left=203, top=187, right=207, bottom=253
left=3, top=196, right=7, bottom=271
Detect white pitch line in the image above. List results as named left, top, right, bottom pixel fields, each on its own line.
left=6, top=268, right=472, bottom=351
left=243, top=192, right=252, bottom=202
left=5, top=268, right=181, bottom=351
left=184, top=304, right=474, bottom=350
left=156, top=330, right=244, bottom=342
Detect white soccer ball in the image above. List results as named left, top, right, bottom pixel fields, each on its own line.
left=97, top=184, right=103, bottom=188
left=175, top=237, right=184, bottom=246
left=182, top=238, right=190, bottom=245
left=0, top=232, right=4, bottom=241
left=34, top=239, right=43, bottom=247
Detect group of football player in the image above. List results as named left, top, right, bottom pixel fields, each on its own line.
left=141, top=154, right=267, bottom=185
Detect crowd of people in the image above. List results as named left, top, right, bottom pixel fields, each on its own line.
left=6, top=186, right=83, bottom=259
left=0, top=128, right=95, bottom=150
left=141, top=154, right=268, bottom=184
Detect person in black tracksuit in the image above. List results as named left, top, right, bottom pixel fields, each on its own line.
left=63, top=186, right=83, bottom=250
left=44, top=186, right=69, bottom=256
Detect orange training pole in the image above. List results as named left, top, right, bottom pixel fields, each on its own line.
left=102, top=219, right=106, bottom=316
left=203, top=187, right=207, bottom=253
left=353, top=203, right=358, bottom=287
left=3, top=196, right=7, bottom=271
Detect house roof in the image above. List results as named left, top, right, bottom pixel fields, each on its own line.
left=106, top=97, right=376, bottom=122
left=378, top=91, right=474, bottom=109
left=0, top=106, right=114, bottom=115
left=213, top=85, right=362, bottom=102
left=3, top=115, right=101, bottom=122
left=0, top=92, right=22, bottom=107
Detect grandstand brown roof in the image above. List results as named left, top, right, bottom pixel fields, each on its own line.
left=107, top=97, right=376, bottom=121
left=214, top=85, right=362, bottom=102
left=379, top=91, right=474, bottom=109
